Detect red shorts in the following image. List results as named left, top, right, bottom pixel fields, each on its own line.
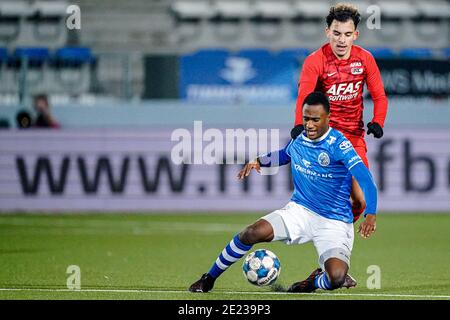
left=345, top=134, right=369, bottom=168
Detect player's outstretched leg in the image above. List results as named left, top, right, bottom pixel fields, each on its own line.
left=188, top=234, right=251, bottom=293
left=288, top=258, right=353, bottom=293
left=188, top=219, right=274, bottom=293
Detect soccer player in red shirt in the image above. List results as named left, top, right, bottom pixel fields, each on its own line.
left=291, top=3, right=388, bottom=224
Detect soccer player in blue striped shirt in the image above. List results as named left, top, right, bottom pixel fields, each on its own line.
left=189, top=91, right=377, bottom=293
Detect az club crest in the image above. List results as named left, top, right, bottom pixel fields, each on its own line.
left=351, top=67, right=363, bottom=75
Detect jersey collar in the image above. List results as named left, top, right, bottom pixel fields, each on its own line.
left=301, top=127, right=332, bottom=143
left=324, top=43, right=354, bottom=64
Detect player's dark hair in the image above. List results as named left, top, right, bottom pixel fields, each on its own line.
left=16, top=110, right=32, bottom=129
left=326, top=3, right=361, bottom=29
left=303, top=92, right=330, bottom=114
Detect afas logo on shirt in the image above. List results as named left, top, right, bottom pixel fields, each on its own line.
left=350, top=62, right=362, bottom=67
left=350, top=61, right=363, bottom=74
left=350, top=62, right=363, bottom=74
left=326, top=81, right=362, bottom=95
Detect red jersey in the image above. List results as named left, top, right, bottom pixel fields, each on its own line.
left=294, top=43, right=388, bottom=137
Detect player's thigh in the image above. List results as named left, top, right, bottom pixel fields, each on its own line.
left=312, top=217, right=354, bottom=270
left=261, top=202, right=312, bottom=244
left=347, top=135, right=369, bottom=168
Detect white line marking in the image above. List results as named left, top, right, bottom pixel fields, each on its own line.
left=0, top=288, right=448, bottom=299
left=0, top=218, right=245, bottom=235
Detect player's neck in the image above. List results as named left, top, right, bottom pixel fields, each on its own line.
left=332, top=46, right=352, bottom=60
left=303, top=127, right=331, bottom=143
left=335, top=53, right=350, bottom=60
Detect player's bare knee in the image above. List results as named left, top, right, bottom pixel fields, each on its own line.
left=327, top=270, right=346, bottom=289
left=240, top=219, right=274, bottom=245
left=239, top=225, right=261, bottom=245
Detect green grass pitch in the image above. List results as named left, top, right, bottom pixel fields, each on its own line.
left=0, top=213, right=449, bottom=300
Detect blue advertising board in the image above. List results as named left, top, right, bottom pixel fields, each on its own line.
left=180, top=49, right=300, bottom=104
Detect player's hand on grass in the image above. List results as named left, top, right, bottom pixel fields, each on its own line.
left=358, top=214, right=377, bottom=239
left=237, top=158, right=261, bottom=180
left=367, top=122, right=383, bottom=138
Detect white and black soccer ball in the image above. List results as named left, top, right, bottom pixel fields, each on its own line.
left=242, top=249, right=281, bottom=286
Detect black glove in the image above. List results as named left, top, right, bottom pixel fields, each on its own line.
left=290, top=124, right=305, bottom=140
left=367, top=122, right=383, bottom=138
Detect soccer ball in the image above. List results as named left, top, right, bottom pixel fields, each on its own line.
left=242, top=249, right=281, bottom=286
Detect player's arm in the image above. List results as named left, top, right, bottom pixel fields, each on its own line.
left=349, top=162, right=378, bottom=239
left=293, top=55, right=321, bottom=128
left=337, top=137, right=377, bottom=238
left=237, top=142, right=292, bottom=180
left=365, top=53, right=388, bottom=138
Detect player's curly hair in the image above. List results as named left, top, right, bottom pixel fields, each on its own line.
left=326, top=3, right=361, bottom=28
left=303, top=92, right=330, bottom=114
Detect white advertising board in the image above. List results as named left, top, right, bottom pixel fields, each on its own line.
left=0, top=128, right=449, bottom=212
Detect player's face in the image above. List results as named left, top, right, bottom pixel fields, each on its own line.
left=34, top=98, right=49, bottom=114
left=326, top=19, right=359, bottom=59
left=302, top=104, right=330, bottom=140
